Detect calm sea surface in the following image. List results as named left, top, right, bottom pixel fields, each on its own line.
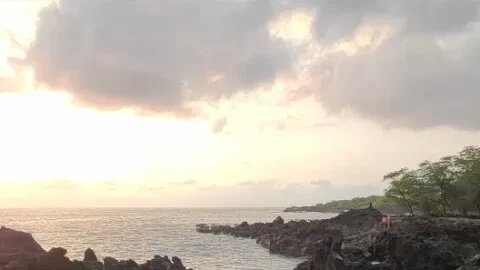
left=0, top=208, right=336, bottom=270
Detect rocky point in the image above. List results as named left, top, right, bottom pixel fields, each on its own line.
left=197, top=207, right=480, bottom=270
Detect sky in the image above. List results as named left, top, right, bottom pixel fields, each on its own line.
left=0, top=0, right=480, bottom=207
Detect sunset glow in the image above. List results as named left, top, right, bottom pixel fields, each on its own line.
left=1, top=1, right=479, bottom=208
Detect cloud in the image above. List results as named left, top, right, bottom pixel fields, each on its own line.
left=26, top=1, right=293, bottom=114
left=182, top=179, right=198, bottom=185
left=211, top=117, right=227, bottom=134
left=166, top=179, right=198, bottom=186
left=138, top=184, right=165, bottom=192
left=310, top=1, right=479, bottom=41
left=196, top=184, right=217, bottom=191
left=310, top=179, right=331, bottom=186
left=238, top=180, right=255, bottom=186
left=22, top=0, right=480, bottom=129
left=307, top=1, right=480, bottom=129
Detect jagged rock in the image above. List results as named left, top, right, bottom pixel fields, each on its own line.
left=198, top=208, right=480, bottom=270
left=48, top=247, right=67, bottom=258
left=298, top=232, right=346, bottom=270
left=103, top=257, right=118, bottom=270
left=83, top=248, right=97, bottom=262
left=0, top=226, right=193, bottom=270
left=326, top=207, right=383, bottom=231
left=367, top=217, right=480, bottom=270
left=197, top=208, right=383, bottom=258
left=195, top=224, right=210, bottom=233
left=458, top=254, right=480, bottom=270
left=0, top=226, right=44, bottom=253
left=172, top=256, right=183, bottom=265
left=273, top=216, right=285, bottom=225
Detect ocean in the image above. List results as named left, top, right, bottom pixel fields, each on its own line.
left=0, top=208, right=336, bottom=270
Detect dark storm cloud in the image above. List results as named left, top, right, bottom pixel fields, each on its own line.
left=27, top=1, right=292, bottom=114
left=309, top=1, right=480, bottom=129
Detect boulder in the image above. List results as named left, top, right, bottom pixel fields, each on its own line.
left=0, top=227, right=193, bottom=270
left=48, top=247, right=67, bottom=258
left=103, top=257, right=118, bottom=270
left=171, top=256, right=186, bottom=270
left=0, top=226, right=44, bottom=254
left=272, top=216, right=285, bottom=225
left=83, top=248, right=97, bottom=262
left=294, top=231, right=346, bottom=270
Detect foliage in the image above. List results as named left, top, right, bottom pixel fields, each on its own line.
left=384, top=146, right=480, bottom=216
left=284, top=195, right=405, bottom=214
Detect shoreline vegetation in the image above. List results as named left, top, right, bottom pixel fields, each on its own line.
left=284, top=195, right=404, bottom=214
left=285, top=146, right=480, bottom=218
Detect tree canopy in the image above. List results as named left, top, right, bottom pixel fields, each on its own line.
left=384, top=146, right=480, bottom=216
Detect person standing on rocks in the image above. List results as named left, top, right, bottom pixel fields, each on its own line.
left=380, top=215, right=388, bottom=231
left=380, top=215, right=392, bottom=231
left=386, top=215, right=392, bottom=230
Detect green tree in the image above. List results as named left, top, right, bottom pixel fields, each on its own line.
left=384, top=146, right=480, bottom=217
left=384, top=168, right=418, bottom=215
left=417, top=157, right=457, bottom=215
left=455, top=146, right=480, bottom=215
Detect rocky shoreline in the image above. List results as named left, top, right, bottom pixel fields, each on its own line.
left=0, top=226, right=192, bottom=270
left=197, top=207, right=480, bottom=270
left=2, top=208, right=480, bottom=270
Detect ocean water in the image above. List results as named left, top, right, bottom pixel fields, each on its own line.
left=0, top=208, right=336, bottom=270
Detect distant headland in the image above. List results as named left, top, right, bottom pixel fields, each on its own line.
left=284, top=195, right=404, bottom=214
left=286, top=145, right=480, bottom=218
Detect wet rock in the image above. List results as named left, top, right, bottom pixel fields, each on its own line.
left=83, top=248, right=97, bottom=262
left=195, top=224, right=210, bottom=233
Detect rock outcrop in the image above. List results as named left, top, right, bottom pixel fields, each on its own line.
left=0, top=226, right=193, bottom=270
left=196, top=207, right=383, bottom=257
left=0, top=226, right=44, bottom=254
left=84, top=248, right=98, bottom=262
left=273, top=216, right=285, bottom=225
left=0, top=226, right=45, bottom=269
left=197, top=208, right=480, bottom=270
left=367, top=217, right=480, bottom=270
left=295, top=216, right=480, bottom=270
